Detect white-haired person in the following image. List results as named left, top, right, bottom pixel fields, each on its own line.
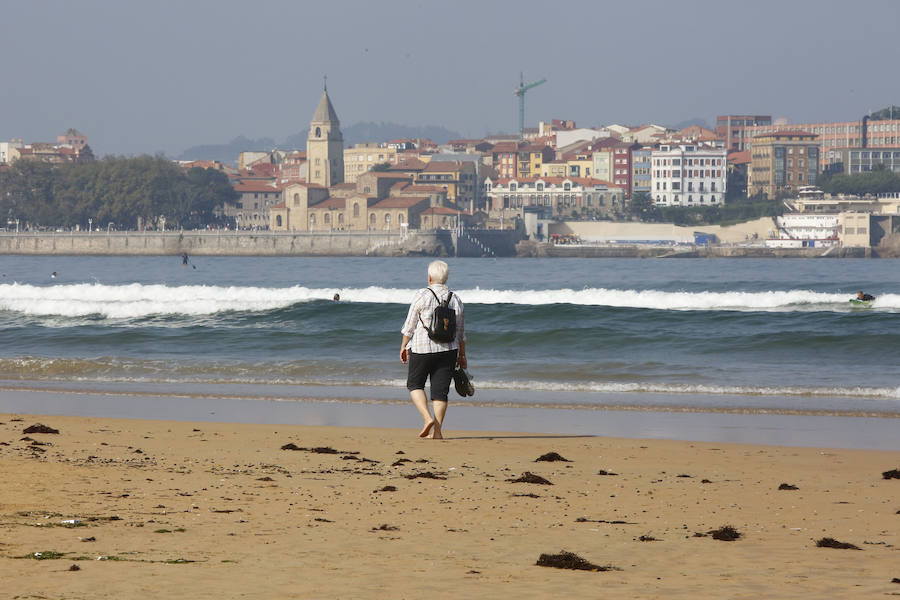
left=400, top=260, right=466, bottom=439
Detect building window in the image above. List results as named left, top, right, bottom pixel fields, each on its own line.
left=276, top=215, right=282, bottom=227
left=338, top=213, right=344, bottom=225
left=385, top=214, right=391, bottom=225
left=324, top=213, right=331, bottom=224
left=315, top=127, right=321, bottom=137
left=353, top=203, right=360, bottom=217
left=369, top=213, right=376, bottom=226
left=293, top=193, right=300, bottom=206
left=310, top=214, right=317, bottom=225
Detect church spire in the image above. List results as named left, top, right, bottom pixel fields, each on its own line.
left=312, top=86, right=339, bottom=125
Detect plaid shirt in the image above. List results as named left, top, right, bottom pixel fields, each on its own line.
left=401, top=284, right=465, bottom=354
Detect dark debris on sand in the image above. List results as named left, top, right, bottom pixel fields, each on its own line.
left=778, top=483, right=799, bottom=490
left=536, top=551, right=619, bottom=572
left=891, top=577, right=900, bottom=584
left=507, top=472, right=553, bottom=485
left=23, top=424, right=59, bottom=434
left=597, top=469, right=618, bottom=476
left=374, top=485, right=397, bottom=493
left=535, top=452, right=570, bottom=462
left=372, top=524, right=399, bottom=531
left=816, top=537, right=861, bottom=550
left=882, top=469, right=900, bottom=480
left=709, top=525, right=742, bottom=541
left=403, top=472, right=446, bottom=480
left=280, top=443, right=358, bottom=455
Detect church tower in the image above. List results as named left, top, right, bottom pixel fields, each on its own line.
left=306, top=83, right=344, bottom=187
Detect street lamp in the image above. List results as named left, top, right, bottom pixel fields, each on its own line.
left=14, top=219, right=19, bottom=234
left=107, top=222, right=114, bottom=234
left=88, top=218, right=92, bottom=233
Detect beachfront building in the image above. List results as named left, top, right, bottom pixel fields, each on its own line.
left=747, top=131, right=819, bottom=199
left=484, top=177, right=627, bottom=225
left=226, top=179, right=284, bottom=230
left=650, top=144, right=727, bottom=206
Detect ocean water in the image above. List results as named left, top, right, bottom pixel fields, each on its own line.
left=0, top=255, right=899, bottom=421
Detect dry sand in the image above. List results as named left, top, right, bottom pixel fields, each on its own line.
left=1, top=413, right=898, bottom=599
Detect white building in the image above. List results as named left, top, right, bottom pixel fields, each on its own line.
left=651, top=144, right=727, bottom=206
left=0, top=139, right=23, bottom=164
left=765, top=213, right=841, bottom=248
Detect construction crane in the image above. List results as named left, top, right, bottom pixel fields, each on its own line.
left=514, top=72, right=546, bottom=138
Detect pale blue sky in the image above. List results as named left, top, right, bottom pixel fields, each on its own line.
left=1, top=0, right=897, bottom=156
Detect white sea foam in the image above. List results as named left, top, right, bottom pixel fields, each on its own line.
left=0, top=282, right=896, bottom=318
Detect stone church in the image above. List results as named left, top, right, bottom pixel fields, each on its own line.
left=270, top=87, right=453, bottom=232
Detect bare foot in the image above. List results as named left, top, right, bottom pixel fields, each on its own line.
left=431, top=424, right=443, bottom=440
left=418, top=419, right=435, bottom=438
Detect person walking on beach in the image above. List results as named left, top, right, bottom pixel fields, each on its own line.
left=400, top=260, right=466, bottom=440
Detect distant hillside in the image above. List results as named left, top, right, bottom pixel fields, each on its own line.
left=177, top=122, right=462, bottom=164
left=671, top=117, right=711, bottom=130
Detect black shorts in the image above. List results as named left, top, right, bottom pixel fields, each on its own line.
left=406, top=350, right=458, bottom=401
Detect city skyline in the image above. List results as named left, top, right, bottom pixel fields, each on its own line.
left=1, top=0, right=898, bottom=157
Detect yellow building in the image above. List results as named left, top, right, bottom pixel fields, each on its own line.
left=415, top=161, right=476, bottom=207
left=748, top=130, right=819, bottom=198
left=343, top=144, right=398, bottom=183
left=516, top=144, right=554, bottom=178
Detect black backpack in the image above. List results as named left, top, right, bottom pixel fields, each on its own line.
left=419, top=288, right=457, bottom=343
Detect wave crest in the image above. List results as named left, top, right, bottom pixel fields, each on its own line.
left=0, top=282, right=894, bottom=318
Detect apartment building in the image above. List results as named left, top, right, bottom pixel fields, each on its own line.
left=415, top=160, right=477, bottom=208
left=651, top=144, right=727, bottom=206
left=747, top=131, right=819, bottom=198
left=716, top=115, right=772, bottom=151
left=631, top=146, right=653, bottom=196
left=829, top=147, right=900, bottom=174
left=343, top=143, right=398, bottom=183
left=745, top=118, right=900, bottom=167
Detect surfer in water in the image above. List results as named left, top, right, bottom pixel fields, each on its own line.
left=857, top=291, right=875, bottom=302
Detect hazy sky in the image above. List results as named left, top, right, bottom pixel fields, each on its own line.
left=2, top=0, right=898, bottom=157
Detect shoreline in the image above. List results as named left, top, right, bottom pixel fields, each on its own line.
left=2, top=386, right=899, bottom=450
left=1, top=413, right=898, bottom=598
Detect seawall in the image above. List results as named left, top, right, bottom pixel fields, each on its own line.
left=516, top=241, right=871, bottom=258
left=0, top=231, right=450, bottom=257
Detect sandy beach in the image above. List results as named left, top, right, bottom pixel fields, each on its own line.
left=1, top=412, right=898, bottom=599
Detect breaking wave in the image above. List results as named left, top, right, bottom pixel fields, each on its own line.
left=0, top=282, right=894, bottom=319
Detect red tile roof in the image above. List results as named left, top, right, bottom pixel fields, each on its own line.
left=728, top=150, right=751, bottom=164
left=372, top=196, right=428, bottom=209
left=233, top=180, right=282, bottom=193
left=423, top=161, right=467, bottom=172
left=422, top=206, right=464, bottom=215
left=310, top=197, right=345, bottom=209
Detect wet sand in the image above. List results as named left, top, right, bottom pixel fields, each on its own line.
left=2, top=413, right=899, bottom=598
